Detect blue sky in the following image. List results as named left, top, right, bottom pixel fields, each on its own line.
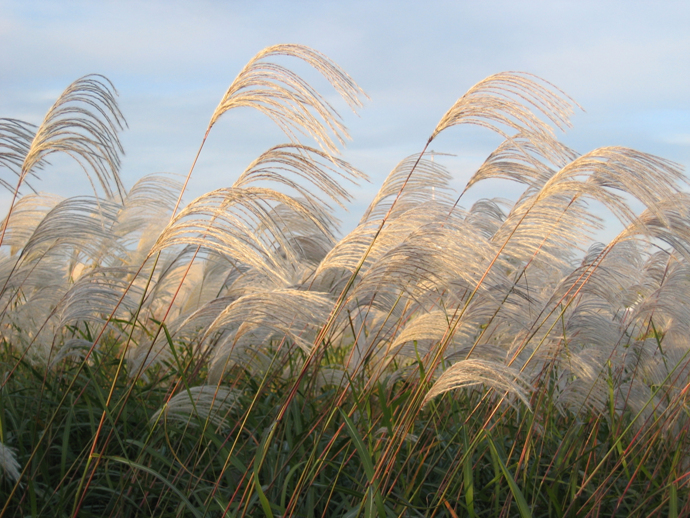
left=1, top=0, right=689, bottom=238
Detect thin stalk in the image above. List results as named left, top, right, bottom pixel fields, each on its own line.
left=0, top=170, right=29, bottom=249
left=237, top=138, right=435, bottom=517
left=70, top=126, right=212, bottom=517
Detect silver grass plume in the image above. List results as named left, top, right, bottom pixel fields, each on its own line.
left=0, top=441, right=20, bottom=483
left=478, top=146, right=685, bottom=276
left=465, top=133, right=579, bottom=192
left=179, top=255, right=239, bottom=313
left=389, top=310, right=509, bottom=362
left=431, top=72, right=578, bottom=141
left=150, top=386, right=241, bottom=430
left=0, top=197, right=125, bottom=354
left=17, top=197, right=122, bottom=263
left=119, top=46, right=368, bottom=407
left=130, top=295, right=235, bottom=374
left=0, top=119, right=42, bottom=193
left=422, top=359, right=532, bottom=409
left=311, top=69, right=584, bottom=379
left=0, top=193, right=62, bottom=256
left=234, top=144, right=367, bottom=210
left=359, top=153, right=455, bottom=224
left=209, top=44, right=367, bottom=154
left=56, top=266, right=145, bottom=330
left=618, top=193, right=690, bottom=260
left=113, top=173, right=183, bottom=248
left=49, top=338, right=98, bottom=368
left=205, top=289, right=334, bottom=381
left=151, top=188, right=339, bottom=287
left=14, top=75, right=126, bottom=201
left=121, top=46, right=367, bottom=382
left=425, top=147, right=687, bottom=381
left=533, top=147, right=685, bottom=228
left=312, top=156, right=456, bottom=283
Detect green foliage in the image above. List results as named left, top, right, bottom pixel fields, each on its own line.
left=1, top=342, right=688, bottom=517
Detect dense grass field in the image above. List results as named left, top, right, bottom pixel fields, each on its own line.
left=1, top=44, right=690, bottom=517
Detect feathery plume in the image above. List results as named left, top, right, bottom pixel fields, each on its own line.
left=431, top=71, right=578, bottom=141
left=17, top=75, right=126, bottom=201
left=150, top=386, right=241, bottom=429
left=422, top=358, right=532, bottom=408
left=210, top=44, right=367, bottom=154
left=0, top=118, right=41, bottom=193
left=0, top=441, right=20, bottom=483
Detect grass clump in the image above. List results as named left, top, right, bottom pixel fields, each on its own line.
left=1, top=44, right=690, bottom=517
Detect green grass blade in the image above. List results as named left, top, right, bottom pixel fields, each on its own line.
left=103, top=455, right=203, bottom=518
left=253, top=424, right=276, bottom=518
left=339, top=409, right=388, bottom=518
left=462, top=427, right=477, bottom=518
left=485, top=432, right=532, bottom=518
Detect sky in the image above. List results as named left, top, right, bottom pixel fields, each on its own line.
left=1, top=0, right=689, bottom=239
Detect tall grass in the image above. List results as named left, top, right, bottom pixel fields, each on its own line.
left=1, top=45, right=690, bottom=517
